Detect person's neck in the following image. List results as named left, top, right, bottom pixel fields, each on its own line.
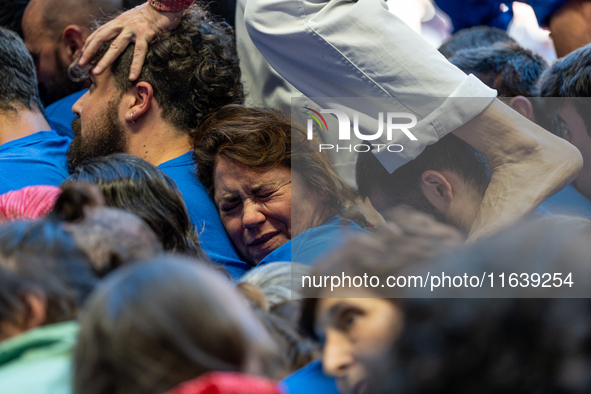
left=127, top=120, right=192, bottom=167
left=292, top=206, right=334, bottom=238
left=0, top=107, right=50, bottom=146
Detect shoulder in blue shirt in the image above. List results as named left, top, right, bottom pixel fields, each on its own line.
left=158, top=152, right=251, bottom=277
left=259, top=215, right=371, bottom=266
left=46, top=89, right=87, bottom=139
left=0, top=130, right=71, bottom=194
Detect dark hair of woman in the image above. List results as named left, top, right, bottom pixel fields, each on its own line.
left=63, top=153, right=208, bottom=261
left=74, top=256, right=279, bottom=394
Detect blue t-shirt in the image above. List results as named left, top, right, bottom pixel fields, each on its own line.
left=259, top=215, right=370, bottom=266
left=434, top=0, right=513, bottom=32
left=537, top=184, right=591, bottom=219
left=280, top=361, right=340, bottom=394
left=158, top=152, right=251, bottom=277
left=0, top=130, right=71, bottom=194
left=46, top=89, right=87, bottom=139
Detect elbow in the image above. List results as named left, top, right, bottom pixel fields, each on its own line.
left=568, top=143, right=584, bottom=181
left=560, top=139, right=584, bottom=184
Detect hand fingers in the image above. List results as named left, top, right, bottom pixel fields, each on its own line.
left=79, top=3, right=151, bottom=67
left=91, top=31, right=134, bottom=75
left=79, top=24, right=124, bottom=66
left=80, top=30, right=98, bottom=62
left=128, top=38, right=150, bottom=81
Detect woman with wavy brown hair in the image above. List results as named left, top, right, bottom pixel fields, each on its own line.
left=195, top=105, right=369, bottom=267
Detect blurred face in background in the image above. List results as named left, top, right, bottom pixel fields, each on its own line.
left=22, top=0, right=87, bottom=104
left=314, top=292, right=403, bottom=394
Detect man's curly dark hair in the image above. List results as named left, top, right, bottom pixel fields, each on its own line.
left=89, top=4, right=242, bottom=135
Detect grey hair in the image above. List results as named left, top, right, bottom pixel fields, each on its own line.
left=239, top=262, right=310, bottom=306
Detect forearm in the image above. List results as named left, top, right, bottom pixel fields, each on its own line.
left=453, top=99, right=584, bottom=240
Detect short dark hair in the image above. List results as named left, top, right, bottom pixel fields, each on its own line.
left=63, top=154, right=208, bottom=261
left=0, top=27, right=44, bottom=114
left=87, top=5, right=242, bottom=134
left=539, top=44, right=591, bottom=98
left=449, top=42, right=548, bottom=97
left=356, top=134, right=491, bottom=223
left=538, top=43, right=591, bottom=138
left=438, top=26, right=516, bottom=59
left=196, top=105, right=356, bottom=218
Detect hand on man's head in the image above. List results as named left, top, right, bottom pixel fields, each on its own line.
left=79, top=1, right=184, bottom=81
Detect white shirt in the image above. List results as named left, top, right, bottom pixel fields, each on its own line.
left=244, top=0, right=497, bottom=172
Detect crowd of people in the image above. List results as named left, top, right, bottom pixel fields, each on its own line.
left=1, top=0, right=591, bottom=393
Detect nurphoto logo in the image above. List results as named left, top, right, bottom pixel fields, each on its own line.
left=303, top=108, right=418, bottom=153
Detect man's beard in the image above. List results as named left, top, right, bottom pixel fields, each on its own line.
left=39, top=48, right=86, bottom=106
left=67, top=99, right=128, bottom=173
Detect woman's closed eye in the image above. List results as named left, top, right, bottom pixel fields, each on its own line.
left=256, top=190, right=274, bottom=199
left=221, top=204, right=238, bottom=213
left=219, top=199, right=241, bottom=213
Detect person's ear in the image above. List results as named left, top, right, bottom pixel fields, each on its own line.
left=61, top=25, right=86, bottom=61
left=421, top=170, right=453, bottom=212
left=561, top=123, right=573, bottom=143
left=124, top=82, right=153, bottom=125
left=22, top=291, right=47, bottom=330
left=509, top=96, right=535, bottom=121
